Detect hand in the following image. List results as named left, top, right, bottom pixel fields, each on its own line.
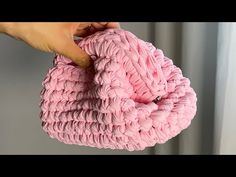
left=0, top=22, right=120, bottom=68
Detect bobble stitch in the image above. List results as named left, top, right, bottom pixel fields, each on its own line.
left=40, top=29, right=197, bottom=151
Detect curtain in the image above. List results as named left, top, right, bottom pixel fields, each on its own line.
left=152, top=22, right=221, bottom=154
left=214, top=23, right=236, bottom=154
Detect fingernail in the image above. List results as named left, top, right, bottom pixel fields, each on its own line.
left=100, top=22, right=108, bottom=25
left=77, top=56, right=91, bottom=68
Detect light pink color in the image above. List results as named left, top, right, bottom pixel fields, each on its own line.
left=40, top=29, right=197, bottom=151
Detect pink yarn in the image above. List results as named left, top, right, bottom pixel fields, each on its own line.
left=40, top=29, right=197, bottom=151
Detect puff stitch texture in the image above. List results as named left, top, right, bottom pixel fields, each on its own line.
left=40, top=28, right=197, bottom=151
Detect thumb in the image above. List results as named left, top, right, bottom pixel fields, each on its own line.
left=54, top=38, right=91, bottom=68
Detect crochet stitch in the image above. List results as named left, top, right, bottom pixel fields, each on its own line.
left=40, top=29, right=197, bottom=151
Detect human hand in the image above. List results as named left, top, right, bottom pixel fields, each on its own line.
left=0, top=22, right=120, bottom=68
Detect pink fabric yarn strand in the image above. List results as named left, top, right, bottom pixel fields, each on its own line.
left=40, top=29, right=197, bottom=151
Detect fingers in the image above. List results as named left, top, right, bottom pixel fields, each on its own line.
left=74, top=22, right=120, bottom=37
left=74, top=29, right=90, bottom=37
left=97, top=22, right=120, bottom=28
left=53, top=38, right=91, bottom=68
left=91, top=23, right=106, bottom=30
left=52, top=22, right=120, bottom=68
left=93, top=22, right=120, bottom=29
left=90, top=22, right=120, bottom=31
left=104, top=22, right=120, bottom=28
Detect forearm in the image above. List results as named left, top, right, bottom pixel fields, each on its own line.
left=0, top=22, right=15, bottom=35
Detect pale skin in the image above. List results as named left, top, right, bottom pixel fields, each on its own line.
left=0, top=22, right=120, bottom=68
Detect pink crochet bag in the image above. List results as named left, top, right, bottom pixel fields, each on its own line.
left=40, top=29, right=197, bottom=151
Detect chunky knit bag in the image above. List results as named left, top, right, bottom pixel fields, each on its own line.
left=40, top=29, right=197, bottom=151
